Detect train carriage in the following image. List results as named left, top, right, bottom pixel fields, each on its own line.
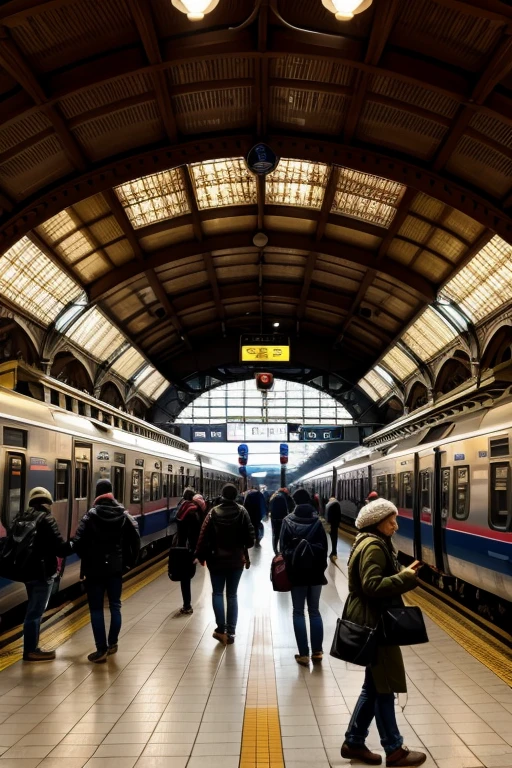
left=0, top=362, right=239, bottom=615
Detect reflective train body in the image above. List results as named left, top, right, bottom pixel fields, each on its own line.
left=0, top=381, right=238, bottom=615
left=297, top=399, right=512, bottom=605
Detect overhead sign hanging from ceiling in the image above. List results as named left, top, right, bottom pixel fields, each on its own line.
left=245, top=143, right=280, bottom=176
left=240, top=334, right=290, bottom=363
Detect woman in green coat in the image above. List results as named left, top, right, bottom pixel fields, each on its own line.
left=340, top=499, right=427, bottom=768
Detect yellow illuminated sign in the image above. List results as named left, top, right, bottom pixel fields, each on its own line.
left=241, top=345, right=290, bottom=362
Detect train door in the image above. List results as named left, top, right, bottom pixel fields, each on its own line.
left=71, top=442, right=91, bottom=537
left=112, top=466, right=125, bottom=505
left=416, top=453, right=435, bottom=566
left=432, top=449, right=450, bottom=573
left=3, top=452, right=25, bottom=532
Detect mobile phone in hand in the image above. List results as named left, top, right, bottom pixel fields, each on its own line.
left=410, top=560, right=422, bottom=570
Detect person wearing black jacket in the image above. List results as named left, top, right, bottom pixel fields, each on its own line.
left=72, top=479, right=140, bottom=664
left=173, top=489, right=205, bottom=617
left=21, top=487, right=71, bottom=662
left=279, top=488, right=328, bottom=667
left=195, top=484, right=255, bottom=645
left=325, top=496, right=342, bottom=561
left=269, top=488, right=294, bottom=555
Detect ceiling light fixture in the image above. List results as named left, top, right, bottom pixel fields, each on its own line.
left=321, top=0, right=373, bottom=20
left=273, top=322, right=280, bottom=328
left=171, top=0, right=219, bottom=21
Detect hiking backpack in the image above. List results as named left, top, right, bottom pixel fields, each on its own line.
left=0, top=510, right=45, bottom=582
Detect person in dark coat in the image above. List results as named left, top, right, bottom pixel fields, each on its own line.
left=341, top=499, right=425, bottom=767
left=173, top=489, right=205, bottom=617
left=279, top=488, right=328, bottom=667
left=72, top=479, right=140, bottom=664
left=325, top=496, right=342, bottom=561
left=20, top=487, right=71, bottom=662
left=243, top=489, right=265, bottom=547
left=269, top=488, right=294, bottom=555
left=195, top=483, right=255, bottom=645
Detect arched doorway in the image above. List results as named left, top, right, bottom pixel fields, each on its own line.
left=0, top=318, right=38, bottom=366
left=481, top=326, right=512, bottom=370
left=50, top=352, right=93, bottom=394
left=435, top=352, right=472, bottom=396
left=127, top=397, right=147, bottom=420
left=99, top=381, right=125, bottom=409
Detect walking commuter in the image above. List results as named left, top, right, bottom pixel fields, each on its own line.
left=195, top=483, right=255, bottom=645
left=13, top=488, right=71, bottom=662
left=325, top=496, right=342, bottom=561
left=72, top=479, right=140, bottom=664
left=173, top=490, right=205, bottom=617
left=279, top=488, right=328, bottom=667
left=340, top=498, right=426, bottom=767
left=269, top=488, right=294, bottom=555
left=366, top=490, right=379, bottom=502
left=243, top=488, right=266, bottom=547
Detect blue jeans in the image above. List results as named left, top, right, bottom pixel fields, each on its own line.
left=345, top=667, right=403, bottom=755
left=24, top=579, right=54, bottom=655
left=209, top=569, right=243, bottom=635
left=86, top=575, right=123, bottom=652
left=291, top=584, right=323, bottom=656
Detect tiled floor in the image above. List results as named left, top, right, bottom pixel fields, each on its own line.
left=0, top=527, right=510, bottom=768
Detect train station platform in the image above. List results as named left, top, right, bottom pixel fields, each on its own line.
left=0, top=529, right=510, bottom=768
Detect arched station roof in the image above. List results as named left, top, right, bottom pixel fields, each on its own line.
left=1, top=0, right=512, bottom=416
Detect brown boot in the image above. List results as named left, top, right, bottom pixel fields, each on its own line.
left=341, top=741, right=382, bottom=765
left=386, top=746, right=427, bottom=766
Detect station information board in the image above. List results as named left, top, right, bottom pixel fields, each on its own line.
left=227, top=423, right=288, bottom=442
left=240, top=334, right=290, bottom=362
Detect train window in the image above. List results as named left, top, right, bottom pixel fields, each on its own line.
left=131, top=469, right=142, bottom=503
left=55, top=461, right=70, bottom=502
left=453, top=466, right=470, bottom=520
left=162, top=473, right=168, bottom=500
left=3, top=427, right=27, bottom=449
left=376, top=475, right=387, bottom=498
left=179, top=467, right=185, bottom=494
left=490, top=436, right=509, bottom=458
left=399, top=471, right=413, bottom=509
left=490, top=463, right=510, bottom=530
left=388, top=474, right=398, bottom=506
left=441, top=468, right=450, bottom=520
left=151, top=472, right=161, bottom=501
left=112, top=467, right=125, bottom=505
left=363, top=475, right=370, bottom=501
left=419, top=471, right=431, bottom=516
left=74, top=462, right=88, bottom=500
left=144, top=472, right=151, bottom=502
left=4, top=453, right=25, bottom=524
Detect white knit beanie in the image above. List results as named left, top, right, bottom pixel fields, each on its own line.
left=355, top=499, right=398, bottom=530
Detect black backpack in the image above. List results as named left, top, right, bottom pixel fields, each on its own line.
left=285, top=518, right=325, bottom=575
left=0, top=509, right=45, bottom=582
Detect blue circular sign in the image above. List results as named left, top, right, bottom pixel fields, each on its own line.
left=246, top=143, right=279, bottom=176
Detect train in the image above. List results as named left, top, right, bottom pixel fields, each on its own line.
left=0, top=361, right=240, bottom=615
left=296, top=382, right=512, bottom=626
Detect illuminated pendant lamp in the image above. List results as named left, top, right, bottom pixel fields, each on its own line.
left=321, top=0, right=373, bottom=21
left=171, top=0, right=219, bottom=21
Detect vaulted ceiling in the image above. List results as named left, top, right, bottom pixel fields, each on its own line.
left=1, top=0, right=512, bottom=409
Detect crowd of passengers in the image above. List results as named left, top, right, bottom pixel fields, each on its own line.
left=6, top=481, right=426, bottom=767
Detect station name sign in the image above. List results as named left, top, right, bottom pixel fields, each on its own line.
left=240, top=334, right=290, bottom=363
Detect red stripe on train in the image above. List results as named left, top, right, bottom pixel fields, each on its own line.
left=398, top=509, right=511, bottom=543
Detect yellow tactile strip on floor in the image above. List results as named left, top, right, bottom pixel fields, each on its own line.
left=404, top=587, right=512, bottom=687
left=241, top=616, right=284, bottom=768
left=0, top=558, right=168, bottom=672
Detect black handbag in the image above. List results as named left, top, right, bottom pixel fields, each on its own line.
left=381, top=605, right=428, bottom=647
left=329, top=603, right=378, bottom=666
left=168, top=547, right=196, bottom=582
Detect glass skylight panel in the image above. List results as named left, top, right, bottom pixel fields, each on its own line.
left=137, top=369, right=169, bottom=398
left=331, top=168, right=405, bottom=227
left=0, top=237, right=82, bottom=326
left=115, top=168, right=190, bottom=229
left=111, top=347, right=146, bottom=379
left=266, top=159, right=329, bottom=209
left=191, top=158, right=256, bottom=209
left=441, top=235, right=512, bottom=322
left=66, top=307, right=125, bottom=361
left=358, top=370, right=392, bottom=400
left=381, top=347, right=417, bottom=380
left=402, top=306, right=457, bottom=361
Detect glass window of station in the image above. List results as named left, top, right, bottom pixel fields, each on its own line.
left=176, top=379, right=352, bottom=425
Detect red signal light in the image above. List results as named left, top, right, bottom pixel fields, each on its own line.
left=255, top=372, right=274, bottom=391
